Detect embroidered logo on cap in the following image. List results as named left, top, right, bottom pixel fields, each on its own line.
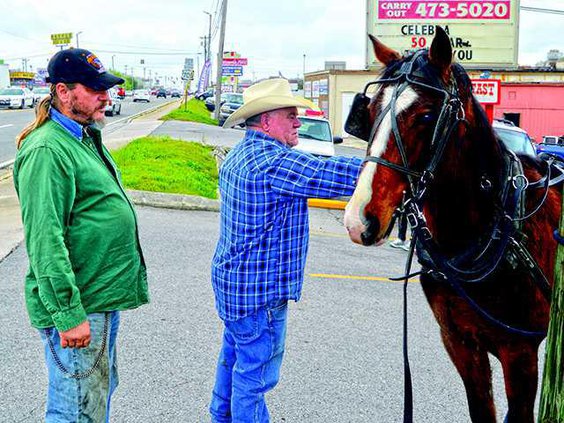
left=86, top=53, right=106, bottom=74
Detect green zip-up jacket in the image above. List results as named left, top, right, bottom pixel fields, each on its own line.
left=13, top=112, right=149, bottom=332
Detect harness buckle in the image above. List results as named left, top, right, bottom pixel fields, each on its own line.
left=512, top=174, right=529, bottom=190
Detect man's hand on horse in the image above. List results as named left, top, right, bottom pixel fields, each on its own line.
left=60, top=320, right=91, bottom=349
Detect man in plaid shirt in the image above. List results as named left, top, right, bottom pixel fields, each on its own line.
left=210, top=79, right=362, bottom=423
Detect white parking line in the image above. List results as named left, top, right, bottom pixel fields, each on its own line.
left=0, top=124, right=13, bottom=129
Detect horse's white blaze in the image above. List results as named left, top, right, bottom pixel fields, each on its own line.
left=345, top=86, right=419, bottom=244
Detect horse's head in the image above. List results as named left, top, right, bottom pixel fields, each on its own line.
left=345, top=26, right=476, bottom=246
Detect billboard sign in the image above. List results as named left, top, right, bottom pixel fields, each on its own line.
left=50, top=32, right=72, bottom=46
left=367, top=0, right=520, bottom=69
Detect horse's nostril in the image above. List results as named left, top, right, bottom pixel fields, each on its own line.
left=360, top=216, right=380, bottom=246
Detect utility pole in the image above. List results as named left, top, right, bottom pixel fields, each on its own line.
left=214, top=0, right=228, bottom=120
left=76, top=31, right=82, bottom=48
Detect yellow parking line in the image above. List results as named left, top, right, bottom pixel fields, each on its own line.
left=309, top=273, right=419, bottom=283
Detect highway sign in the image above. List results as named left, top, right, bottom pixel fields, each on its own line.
left=222, top=65, right=243, bottom=76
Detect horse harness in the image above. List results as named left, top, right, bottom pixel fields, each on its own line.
left=345, top=50, right=564, bottom=422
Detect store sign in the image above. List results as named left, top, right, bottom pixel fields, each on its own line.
left=222, top=58, right=248, bottom=66
left=367, top=0, right=520, bottom=69
left=9, top=71, right=35, bottom=79
left=222, top=65, right=243, bottom=76
left=471, top=79, right=500, bottom=104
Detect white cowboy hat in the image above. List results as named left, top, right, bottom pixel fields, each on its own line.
left=222, top=78, right=313, bottom=128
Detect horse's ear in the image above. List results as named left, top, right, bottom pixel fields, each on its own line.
left=369, top=34, right=401, bottom=66
left=429, top=26, right=452, bottom=76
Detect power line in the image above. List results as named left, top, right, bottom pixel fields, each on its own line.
left=521, top=6, right=564, bottom=15
left=94, top=49, right=198, bottom=56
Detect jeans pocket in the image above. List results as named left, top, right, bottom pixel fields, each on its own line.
left=267, top=301, right=288, bottom=323
left=225, top=312, right=260, bottom=341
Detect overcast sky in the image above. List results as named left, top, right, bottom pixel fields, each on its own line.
left=0, top=0, right=561, bottom=84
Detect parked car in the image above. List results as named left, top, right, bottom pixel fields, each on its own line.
left=156, top=88, right=167, bottom=98
left=218, top=93, right=244, bottom=126
left=0, top=86, right=34, bottom=109
left=294, top=114, right=342, bottom=157
left=196, top=89, right=214, bottom=100
left=104, top=89, right=122, bottom=116
left=32, top=86, right=50, bottom=105
left=492, top=119, right=536, bottom=157
left=170, top=88, right=182, bottom=98
left=536, top=133, right=564, bottom=160
left=132, top=89, right=151, bottom=103
left=205, top=92, right=234, bottom=112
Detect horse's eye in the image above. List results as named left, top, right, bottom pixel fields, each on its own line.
left=419, top=113, right=436, bottom=124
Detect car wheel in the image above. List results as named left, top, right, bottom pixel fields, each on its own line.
left=108, top=107, right=114, bottom=117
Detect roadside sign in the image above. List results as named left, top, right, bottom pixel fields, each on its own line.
left=50, top=32, right=73, bottom=46
left=471, top=79, right=501, bottom=104
left=366, top=0, right=520, bottom=69
left=181, top=69, right=194, bottom=81
left=222, top=65, right=243, bottom=76
left=222, top=58, right=248, bottom=66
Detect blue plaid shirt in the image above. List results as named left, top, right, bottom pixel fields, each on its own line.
left=211, top=130, right=362, bottom=321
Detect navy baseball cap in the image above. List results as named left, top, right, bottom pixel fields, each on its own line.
left=46, top=48, right=124, bottom=91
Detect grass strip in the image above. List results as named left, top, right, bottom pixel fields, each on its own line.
left=112, top=136, right=218, bottom=199
left=160, top=98, right=218, bottom=125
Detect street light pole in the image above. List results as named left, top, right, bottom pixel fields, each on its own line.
left=111, top=55, right=116, bottom=70
left=76, top=31, right=83, bottom=48
left=214, top=0, right=228, bottom=120
left=203, top=11, right=212, bottom=62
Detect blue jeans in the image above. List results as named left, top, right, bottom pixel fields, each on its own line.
left=38, top=311, right=120, bottom=423
left=210, top=301, right=288, bottom=423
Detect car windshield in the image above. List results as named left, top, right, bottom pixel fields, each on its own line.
left=496, top=128, right=536, bottom=156
left=0, top=88, right=23, bottom=95
left=298, top=118, right=332, bottom=142
left=223, top=94, right=243, bottom=104
left=34, top=88, right=50, bottom=94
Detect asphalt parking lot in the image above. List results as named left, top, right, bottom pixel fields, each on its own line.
left=0, top=206, right=516, bottom=422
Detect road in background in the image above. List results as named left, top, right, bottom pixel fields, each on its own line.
left=0, top=97, right=172, bottom=164
left=0, top=206, right=519, bottom=422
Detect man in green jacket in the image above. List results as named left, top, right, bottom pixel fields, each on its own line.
left=13, top=48, right=149, bottom=422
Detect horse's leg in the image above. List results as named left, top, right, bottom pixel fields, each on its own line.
left=498, top=344, right=539, bottom=423
left=441, top=330, right=497, bottom=423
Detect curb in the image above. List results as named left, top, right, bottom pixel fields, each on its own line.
left=130, top=99, right=180, bottom=121
left=126, top=189, right=220, bottom=212
left=126, top=189, right=348, bottom=212
left=307, top=198, right=348, bottom=210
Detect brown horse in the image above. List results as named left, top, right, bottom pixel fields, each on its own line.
left=344, top=27, right=562, bottom=422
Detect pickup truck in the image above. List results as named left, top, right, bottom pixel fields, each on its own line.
left=536, top=136, right=564, bottom=160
